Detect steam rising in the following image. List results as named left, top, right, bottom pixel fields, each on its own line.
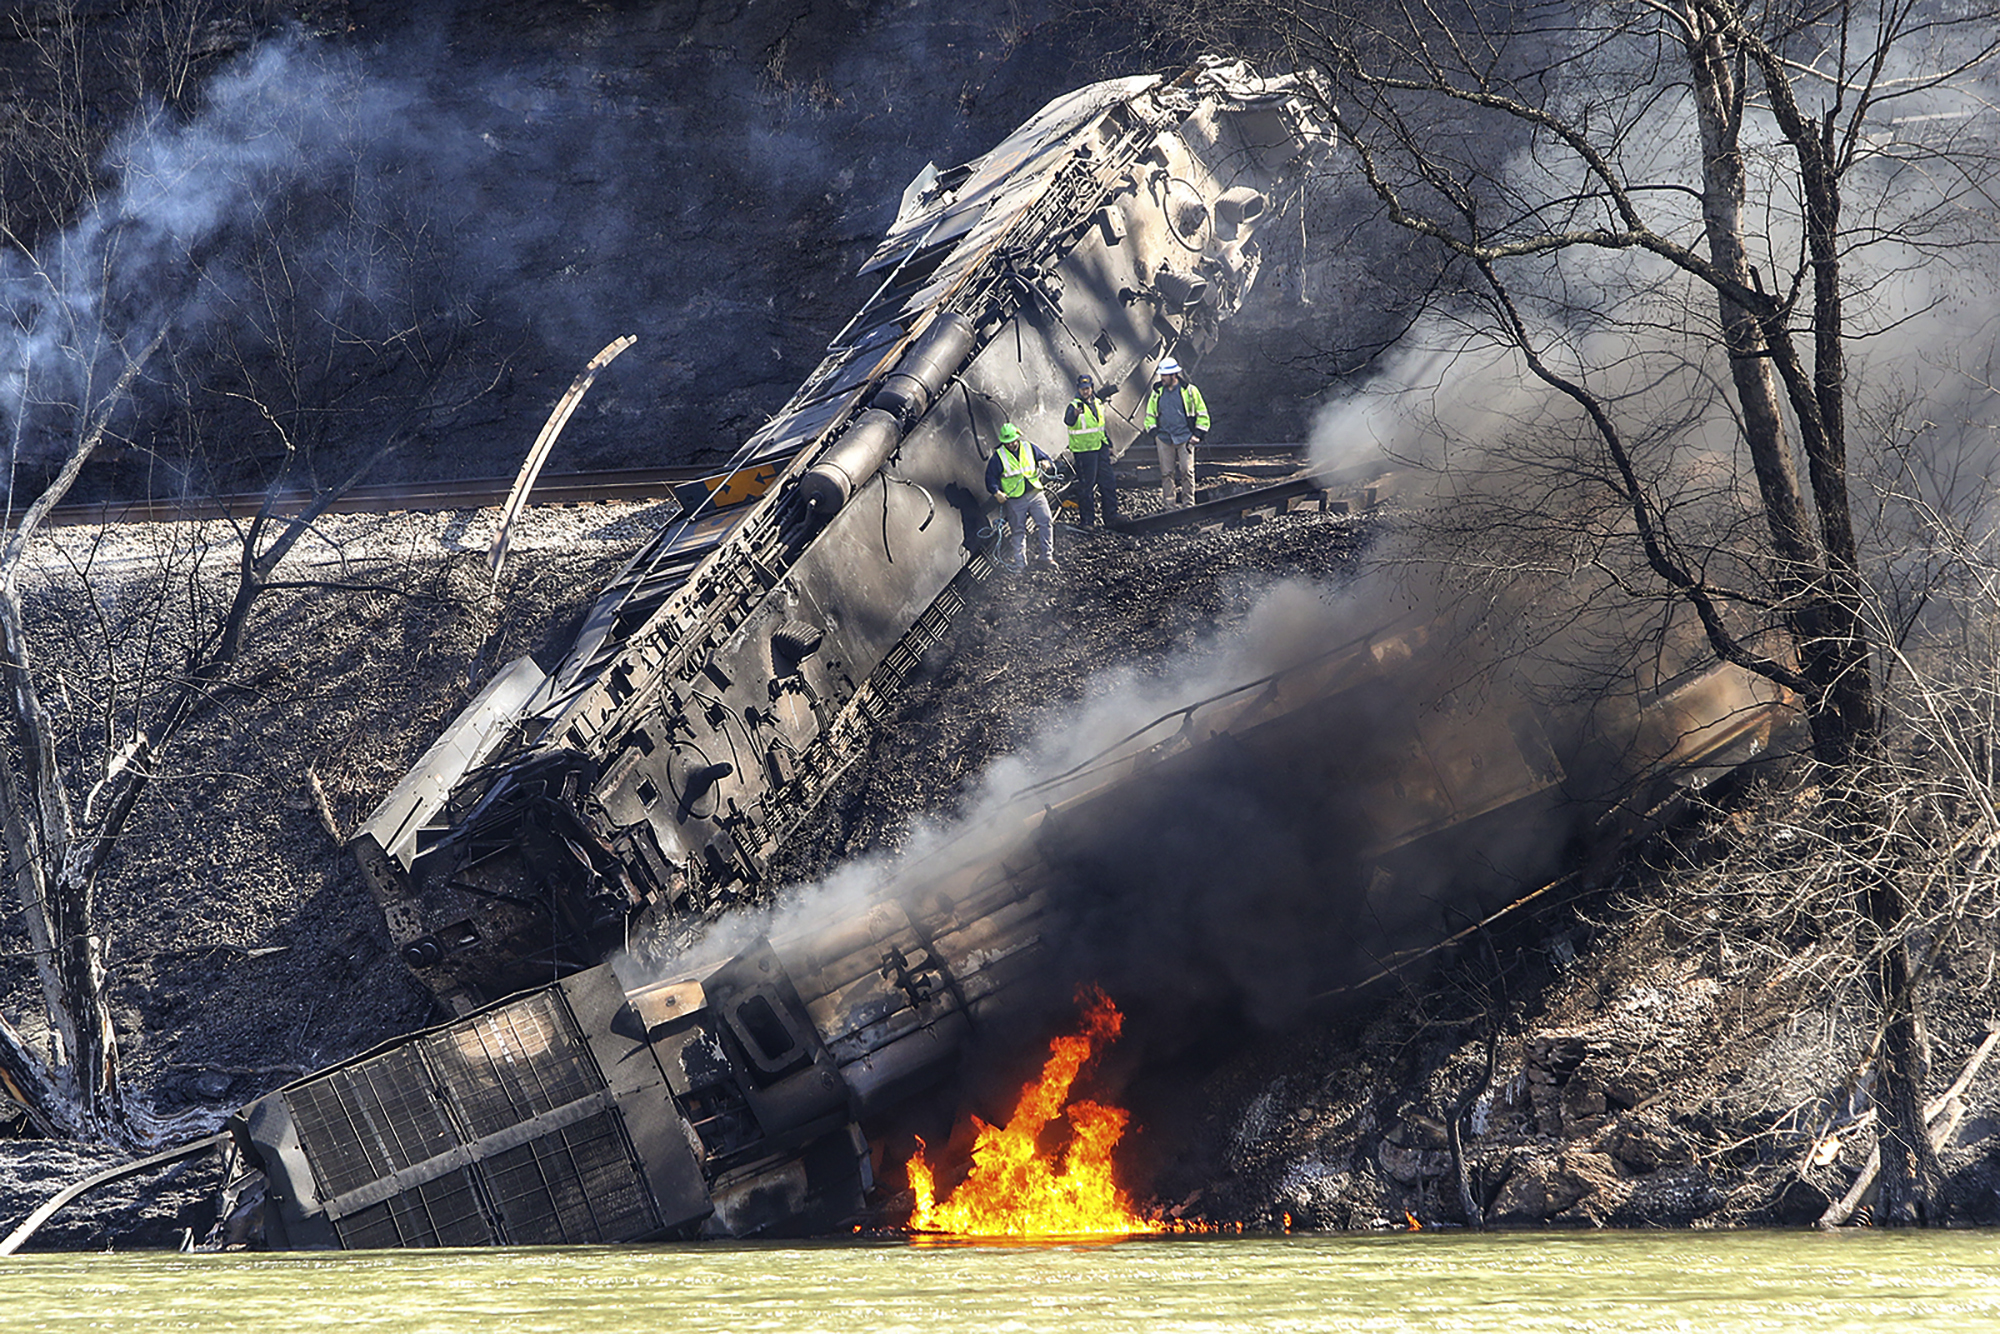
left=2, top=38, right=413, bottom=494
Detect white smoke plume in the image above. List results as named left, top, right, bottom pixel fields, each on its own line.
left=1, top=36, right=414, bottom=497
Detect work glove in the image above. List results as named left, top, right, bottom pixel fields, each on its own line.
left=1190, top=432, right=1205, bottom=445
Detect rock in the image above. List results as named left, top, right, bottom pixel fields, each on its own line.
left=1490, top=1149, right=1625, bottom=1225
left=1774, top=1175, right=1836, bottom=1223
left=1530, top=1081, right=1566, bottom=1136
left=1562, top=1078, right=1608, bottom=1122
left=1552, top=1150, right=1627, bottom=1223
left=1602, top=1115, right=1691, bottom=1173
left=1488, top=1155, right=1565, bottom=1223
left=1385, top=1112, right=1451, bottom=1149
left=1378, top=1141, right=1453, bottom=1186
left=1527, top=1035, right=1588, bottom=1080
left=1602, top=1074, right=1654, bottom=1109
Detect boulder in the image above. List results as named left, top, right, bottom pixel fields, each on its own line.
left=1602, top=1115, right=1692, bottom=1173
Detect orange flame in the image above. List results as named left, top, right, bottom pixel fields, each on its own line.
left=907, top=990, right=1161, bottom=1237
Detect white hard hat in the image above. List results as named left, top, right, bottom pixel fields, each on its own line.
left=1157, top=358, right=1182, bottom=376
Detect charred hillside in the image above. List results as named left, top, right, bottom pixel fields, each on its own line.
left=0, top=0, right=1406, bottom=508
left=9, top=490, right=2000, bottom=1245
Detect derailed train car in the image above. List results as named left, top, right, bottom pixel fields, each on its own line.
left=208, top=58, right=1807, bottom=1253
left=218, top=599, right=1792, bottom=1248
left=349, top=60, right=1337, bottom=1014
left=2, top=61, right=1803, bottom=1256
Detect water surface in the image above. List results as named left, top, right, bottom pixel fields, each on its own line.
left=2, top=1230, right=1995, bottom=1333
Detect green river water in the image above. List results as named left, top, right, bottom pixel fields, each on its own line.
left=1, top=1230, right=1995, bottom=1333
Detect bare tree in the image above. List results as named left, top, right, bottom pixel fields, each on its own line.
left=0, top=17, right=485, bottom=1147
left=1175, top=0, right=2000, bottom=1219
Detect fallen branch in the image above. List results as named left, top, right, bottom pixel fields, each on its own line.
left=307, top=767, right=344, bottom=844
left=1818, top=1021, right=2000, bottom=1227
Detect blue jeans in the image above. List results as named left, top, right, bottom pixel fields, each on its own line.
left=1070, top=448, right=1118, bottom=525
left=1001, top=491, right=1055, bottom=567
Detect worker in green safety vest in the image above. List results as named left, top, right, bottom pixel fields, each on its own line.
left=1063, top=371, right=1119, bottom=528
left=984, top=422, right=1057, bottom=571
left=1142, top=356, right=1210, bottom=508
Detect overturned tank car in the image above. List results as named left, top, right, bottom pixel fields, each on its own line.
left=350, top=60, right=1336, bottom=1014
left=214, top=598, right=1792, bottom=1248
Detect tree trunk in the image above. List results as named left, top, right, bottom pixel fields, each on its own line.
left=0, top=588, right=123, bottom=1142
left=1684, top=7, right=1923, bottom=1218
left=1854, top=812, right=1941, bottom=1222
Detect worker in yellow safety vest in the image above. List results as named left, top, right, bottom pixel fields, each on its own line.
left=1063, top=371, right=1120, bottom=528
left=984, top=422, right=1058, bottom=571
left=1142, top=357, right=1210, bottom=508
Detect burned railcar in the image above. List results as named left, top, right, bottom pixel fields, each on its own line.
left=219, top=598, right=1792, bottom=1250
left=224, top=859, right=1069, bottom=1246
left=349, top=61, right=1335, bottom=1012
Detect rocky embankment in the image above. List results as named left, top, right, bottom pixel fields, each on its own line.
left=0, top=498, right=658, bottom=1247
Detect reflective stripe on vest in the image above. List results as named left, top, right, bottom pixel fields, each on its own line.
left=1067, top=400, right=1106, bottom=451
left=998, top=442, right=1039, bottom=497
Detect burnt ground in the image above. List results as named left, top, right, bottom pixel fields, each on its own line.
left=0, top=503, right=652, bottom=1248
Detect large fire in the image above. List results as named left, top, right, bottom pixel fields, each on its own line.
left=906, top=990, right=1162, bottom=1237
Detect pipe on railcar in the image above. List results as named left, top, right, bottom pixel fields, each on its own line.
left=799, top=312, right=978, bottom=517
left=870, top=313, right=976, bottom=423
left=799, top=409, right=904, bottom=516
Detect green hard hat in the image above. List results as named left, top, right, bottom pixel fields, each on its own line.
left=997, top=423, right=1021, bottom=443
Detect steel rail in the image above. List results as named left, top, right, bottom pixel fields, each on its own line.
left=0, top=1132, right=228, bottom=1256
left=1107, top=469, right=1342, bottom=536
left=29, top=467, right=713, bottom=529
left=30, top=445, right=1306, bottom=531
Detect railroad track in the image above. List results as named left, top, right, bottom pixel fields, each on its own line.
left=35, top=466, right=712, bottom=529
left=1108, top=472, right=1350, bottom=536
left=1087, top=443, right=1386, bottom=535
left=36, top=444, right=1310, bottom=530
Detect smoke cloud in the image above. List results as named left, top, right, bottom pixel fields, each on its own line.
left=632, top=561, right=1569, bottom=1064
left=0, top=36, right=427, bottom=499
left=628, top=4, right=2000, bottom=1076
